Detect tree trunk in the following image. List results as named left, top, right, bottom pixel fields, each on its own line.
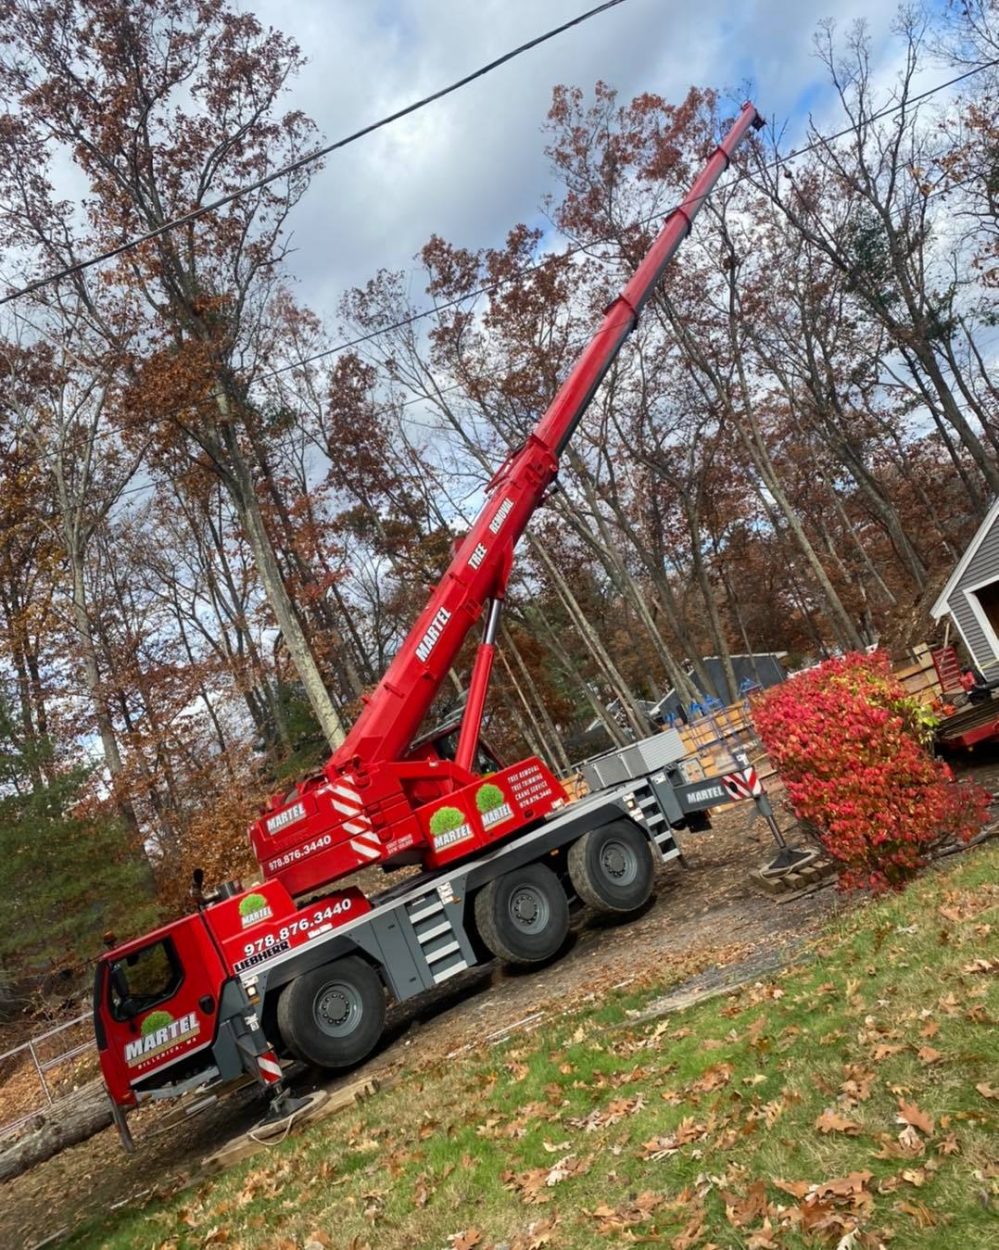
left=496, top=672, right=547, bottom=761
left=67, top=554, right=139, bottom=832
left=560, top=447, right=701, bottom=705
left=501, top=624, right=572, bottom=772
left=0, top=1080, right=112, bottom=1183
left=526, top=604, right=629, bottom=749
left=531, top=538, right=651, bottom=738
left=214, top=391, right=347, bottom=750
left=684, top=496, right=738, bottom=703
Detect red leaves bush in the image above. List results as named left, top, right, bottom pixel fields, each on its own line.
left=753, top=651, right=988, bottom=892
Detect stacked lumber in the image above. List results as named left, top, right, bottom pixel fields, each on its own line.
left=567, top=644, right=943, bottom=801
left=895, top=643, right=944, bottom=706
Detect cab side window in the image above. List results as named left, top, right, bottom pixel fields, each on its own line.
left=108, top=939, right=182, bottom=1021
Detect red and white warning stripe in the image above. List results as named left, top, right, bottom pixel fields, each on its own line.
left=257, top=1050, right=283, bottom=1085
left=722, top=766, right=764, bottom=802
left=328, top=780, right=374, bottom=834
left=317, top=777, right=383, bottom=863
left=349, top=835, right=382, bottom=861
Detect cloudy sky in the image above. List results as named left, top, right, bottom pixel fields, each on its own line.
left=247, top=0, right=912, bottom=327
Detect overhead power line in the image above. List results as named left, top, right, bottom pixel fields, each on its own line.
left=9, top=55, right=998, bottom=494
left=0, top=0, right=633, bottom=308
left=254, top=57, right=999, bottom=384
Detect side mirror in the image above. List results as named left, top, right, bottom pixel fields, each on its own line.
left=110, top=964, right=128, bottom=999
left=191, top=867, right=206, bottom=908
left=109, top=963, right=137, bottom=1020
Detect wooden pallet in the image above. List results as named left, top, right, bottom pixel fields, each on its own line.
left=751, top=856, right=837, bottom=897
left=199, top=1076, right=380, bottom=1174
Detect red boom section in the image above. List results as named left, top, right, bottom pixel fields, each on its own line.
left=248, top=102, right=762, bottom=896
left=330, top=102, right=763, bottom=773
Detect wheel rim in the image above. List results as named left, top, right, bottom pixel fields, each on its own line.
left=508, top=884, right=551, bottom=932
left=312, top=981, right=363, bottom=1037
left=599, top=838, right=639, bottom=886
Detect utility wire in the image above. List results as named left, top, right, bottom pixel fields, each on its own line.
left=251, top=57, right=999, bottom=384
left=9, top=58, right=997, bottom=489
left=0, top=0, right=633, bottom=308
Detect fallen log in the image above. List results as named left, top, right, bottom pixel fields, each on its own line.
left=0, top=1079, right=111, bottom=1183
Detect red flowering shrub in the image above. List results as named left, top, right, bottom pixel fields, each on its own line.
left=753, top=651, right=988, bottom=892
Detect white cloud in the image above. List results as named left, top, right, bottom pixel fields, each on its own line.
left=248, top=0, right=904, bottom=322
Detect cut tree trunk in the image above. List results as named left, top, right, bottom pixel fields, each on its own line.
left=0, top=1079, right=112, bottom=1182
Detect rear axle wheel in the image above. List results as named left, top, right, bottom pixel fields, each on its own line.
left=568, top=820, right=655, bottom=914
left=473, top=862, right=569, bottom=965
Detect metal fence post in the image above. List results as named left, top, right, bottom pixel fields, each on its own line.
left=29, top=1040, right=53, bottom=1107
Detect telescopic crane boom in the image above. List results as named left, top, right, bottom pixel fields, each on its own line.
left=249, top=102, right=763, bottom=898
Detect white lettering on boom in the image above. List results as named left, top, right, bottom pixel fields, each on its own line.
left=488, top=498, right=514, bottom=534
left=416, top=607, right=452, bottom=663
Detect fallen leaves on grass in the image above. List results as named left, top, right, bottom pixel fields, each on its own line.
left=772, top=1170, right=877, bottom=1244
left=669, top=1200, right=707, bottom=1250
left=815, top=1108, right=862, bottom=1135
left=745, top=1219, right=781, bottom=1249
left=894, top=1198, right=938, bottom=1227
left=896, top=1099, right=934, bottom=1135
left=975, top=1082, right=999, bottom=1100
left=690, top=1062, right=733, bottom=1093
left=448, top=1229, right=483, bottom=1250
left=587, top=1190, right=663, bottom=1233
left=511, top=1214, right=558, bottom=1250
left=501, top=1155, right=589, bottom=1203
left=810, top=1172, right=873, bottom=1203
left=721, top=1178, right=771, bottom=1229
left=641, top=1116, right=712, bottom=1159
left=568, top=1094, right=645, bottom=1132
left=839, top=1065, right=876, bottom=1104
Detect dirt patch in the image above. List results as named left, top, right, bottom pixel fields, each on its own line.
left=1, top=802, right=838, bottom=1249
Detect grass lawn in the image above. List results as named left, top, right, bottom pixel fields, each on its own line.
left=67, top=845, right=997, bottom=1250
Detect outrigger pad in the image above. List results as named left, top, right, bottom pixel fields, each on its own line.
left=759, top=845, right=821, bottom=878
left=258, top=1088, right=323, bottom=1130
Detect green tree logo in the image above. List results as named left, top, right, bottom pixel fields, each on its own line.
left=429, top=806, right=466, bottom=836
left=140, top=1010, right=174, bottom=1037
left=475, top=783, right=505, bottom=814
left=239, top=892, right=268, bottom=916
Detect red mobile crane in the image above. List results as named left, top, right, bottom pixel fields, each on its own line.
left=94, top=103, right=764, bottom=1144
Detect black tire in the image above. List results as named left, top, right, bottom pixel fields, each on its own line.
left=275, top=956, right=386, bottom=1070
left=568, top=820, right=655, bottom=914
left=473, top=862, right=570, bottom=965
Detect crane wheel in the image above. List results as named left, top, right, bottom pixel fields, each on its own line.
left=276, top=956, right=386, bottom=1070
left=473, top=862, right=570, bottom=965
left=568, top=820, right=655, bottom=914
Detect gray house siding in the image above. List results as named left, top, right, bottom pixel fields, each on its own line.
left=947, top=522, right=999, bottom=675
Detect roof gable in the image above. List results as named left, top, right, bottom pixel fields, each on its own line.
left=931, top=497, right=999, bottom=619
